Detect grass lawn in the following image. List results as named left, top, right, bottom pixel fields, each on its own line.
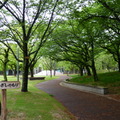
left=69, top=72, right=120, bottom=94
left=0, top=75, right=75, bottom=120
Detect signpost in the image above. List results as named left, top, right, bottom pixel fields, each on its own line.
left=0, top=81, right=20, bottom=120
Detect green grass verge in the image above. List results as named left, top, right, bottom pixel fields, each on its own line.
left=0, top=76, right=75, bottom=120
left=69, top=72, right=120, bottom=94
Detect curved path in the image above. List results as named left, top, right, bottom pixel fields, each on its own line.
left=36, top=76, right=120, bottom=120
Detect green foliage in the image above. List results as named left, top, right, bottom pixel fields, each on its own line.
left=39, top=57, right=56, bottom=71
left=58, top=61, right=79, bottom=72
left=0, top=0, right=64, bottom=91
left=95, top=51, right=117, bottom=71
left=0, top=0, right=120, bottom=90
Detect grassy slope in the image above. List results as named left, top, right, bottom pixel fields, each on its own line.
left=0, top=76, right=75, bottom=120
left=69, top=72, right=120, bottom=94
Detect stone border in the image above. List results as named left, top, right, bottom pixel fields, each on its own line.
left=60, top=80, right=109, bottom=95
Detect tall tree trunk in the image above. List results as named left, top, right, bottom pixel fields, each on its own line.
left=91, top=65, right=98, bottom=81
left=21, top=43, right=29, bottom=92
left=30, top=59, right=38, bottom=77
left=53, top=62, right=56, bottom=76
left=50, top=69, right=52, bottom=77
left=30, top=64, right=34, bottom=77
left=91, top=40, right=99, bottom=81
left=3, top=48, right=9, bottom=81
left=54, top=69, right=56, bottom=76
left=30, top=67, right=34, bottom=77
left=79, top=66, right=83, bottom=76
left=3, top=63, right=7, bottom=81
left=21, top=58, right=29, bottom=92
left=86, top=66, right=91, bottom=76
left=91, top=58, right=99, bottom=81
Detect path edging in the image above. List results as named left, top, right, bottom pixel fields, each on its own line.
left=60, top=80, right=109, bottom=95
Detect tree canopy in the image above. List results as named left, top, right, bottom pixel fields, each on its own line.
left=0, top=0, right=119, bottom=91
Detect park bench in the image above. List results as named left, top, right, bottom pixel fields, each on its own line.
left=29, top=77, right=45, bottom=80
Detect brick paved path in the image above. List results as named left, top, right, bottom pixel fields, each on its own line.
left=36, top=76, right=120, bottom=120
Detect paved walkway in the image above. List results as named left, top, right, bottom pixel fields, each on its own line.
left=36, top=76, right=120, bottom=120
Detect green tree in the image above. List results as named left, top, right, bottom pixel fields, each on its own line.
left=29, top=56, right=41, bottom=77
left=96, top=51, right=117, bottom=72
left=51, top=18, right=101, bottom=81
left=40, top=57, right=57, bottom=77
left=83, top=0, right=120, bottom=72
left=0, top=0, right=61, bottom=92
left=69, top=0, right=120, bottom=73
left=0, top=45, right=9, bottom=81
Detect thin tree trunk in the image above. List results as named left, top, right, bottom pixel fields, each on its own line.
left=3, top=48, right=9, bottom=81
left=86, top=66, right=91, bottom=76
left=54, top=69, right=56, bottom=76
left=91, top=40, right=99, bottom=81
left=30, top=64, right=35, bottom=77
left=50, top=69, right=52, bottom=77
left=79, top=66, right=83, bottom=76
left=118, top=57, right=120, bottom=72
left=3, top=64, right=7, bottom=81
left=30, top=67, right=34, bottom=77
left=91, top=60, right=99, bottom=81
